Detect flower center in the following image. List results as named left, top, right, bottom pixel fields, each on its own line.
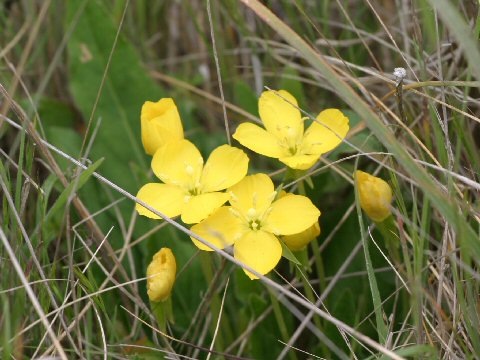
left=183, top=158, right=204, bottom=196
left=246, top=207, right=263, bottom=231
left=229, top=190, right=277, bottom=232
left=276, top=125, right=302, bottom=156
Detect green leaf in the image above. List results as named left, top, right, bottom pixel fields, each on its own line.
left=44, top=158, right=104, bottom=224
left=373, top=345, right=438, bottom=360
left=280, top=241, right=301, bottom=265
left=279, top=66, right=306, bottom=106
left=67, top=0, right=165, bottom=193
left=73, top=266, right=107, bottom=316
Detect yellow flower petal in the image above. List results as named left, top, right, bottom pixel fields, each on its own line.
left=279, top=154, right=319, bottom=170
left=282, top=222, right=320, bottom=251
left=264, top=194, right=320, bottom=235
left=259, top=90, right=303, bottom=139
left=141, top=98, right=184, bottom=155
left=136, top=183, right=185, bottom=219
left=201, top=145, right=249, bottom=193
left=151, top=139, right=203, bottom=186
left=302, top=108, right=349, bottom=155
left=146, top=248, right=177, bottom=302
left=228, top=174, right=276, bottom=217
left=234, top=230, right=282, bottom=280
left=232, top=123, right=286, bottom=158
left=181, top=192, right=230, bottom=224
left=356, top=170, right=393, bottom=222
left=190, top=206, right=245, bottom=251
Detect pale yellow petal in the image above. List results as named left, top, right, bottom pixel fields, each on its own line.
left=141, top=98, right=184, bottom=155
left=181, top=192, right=230, bottom=224
left=264, top=194, right=320, bottom=235
left=279, top=154, right=319, bottom=170
left=190, top=206, right=245, bottom=251
left=151, top=139, right=203, bottom=187
left=234, top=230, right=282, bottom=280
left=136, top=183, right=185, bottom=219
left=282, top=222, right=320, bottom=251
left=201, top=145, right=249, bottom=193
left=259, top=90, right=303, bottom=138
left=228, top=174, right=276, bottom=217
left=232, top=123, right=286, bottom=158
left=302, top=108, right=349, bottom=155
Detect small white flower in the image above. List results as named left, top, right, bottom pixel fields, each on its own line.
left=393, top=67, right=407, bottom=81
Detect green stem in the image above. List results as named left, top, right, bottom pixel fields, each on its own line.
left=269, top=290, right=297, bottom=360
left=199, top=253, right=225, bottom=352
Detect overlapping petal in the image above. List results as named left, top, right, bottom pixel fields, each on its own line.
left=201, top=145, right=249, bottom=193
left=228, top=174, right=276, bottom=216
left=282, top=222, right=320, bottom=251
left=234, top=230, right=282, bottom=280
left=279, top=154, right=319, bottom=170
left=181, top=192, right=230, bottom=224
left=232, top=123, right=286, bottom=158
left=152, top=139, right=203, bottom=186
left=264, top=194, right=320, bottom=235
left=302, top=109, right=349, bottom=155
left=190, top=206, right=244, bottom=251
left=136, top=183, right=185, bottom=219
left=259, top=90, right=303, bottom=138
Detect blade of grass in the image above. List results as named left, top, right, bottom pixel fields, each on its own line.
left=427, top=0, right=480, bottom=81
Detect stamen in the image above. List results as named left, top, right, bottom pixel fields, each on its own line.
left=252, top=192, right=258, bottom=208
left=287, top=127, right=296, bottom=138
left=185, top=165, right=194, bottom=175
left=247, top=208, right=257, bottom=219
left=229, top=191, right=239, bottom=202
left=229, top=208, right=241, bottom=218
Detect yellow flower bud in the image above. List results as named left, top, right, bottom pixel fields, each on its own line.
left=282, top=221, right=321, bottom=251
left=146, top=248, right=177, bottom=302
left=355, top=170, right=393, bottom=222
left=141, top=98, right=184, bottom=155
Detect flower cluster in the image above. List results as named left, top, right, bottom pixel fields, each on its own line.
left=137, top=89, right=350, bottom=279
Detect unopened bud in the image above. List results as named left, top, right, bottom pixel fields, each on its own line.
left=141, top=98, right=184, bottom=155
left=355, top=170, right=393, bottom=222
left=146, top=248, right=177, bottom=302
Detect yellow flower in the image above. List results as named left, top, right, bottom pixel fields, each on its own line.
left=232, top=90, right=349, bottom=170
left=146, top=248, right=177, bottom=302
left=355, top=170, right=393, bottom=222
left=141, top=98, right=184, bottom=155
left=136, top=139, right=249, bottom=224
left=190, top=174, right=320, bottom=279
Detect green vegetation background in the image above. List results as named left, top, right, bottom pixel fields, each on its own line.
left=1, top=0, right=479, bottom=359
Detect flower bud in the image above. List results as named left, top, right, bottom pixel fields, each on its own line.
left=355, top=170, right=393, bottom=222
left=146, top=248, right=177, bottom=302
left=282, top=221, right=320, bottom=251
left=141, top=98, right=184, bottom=155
